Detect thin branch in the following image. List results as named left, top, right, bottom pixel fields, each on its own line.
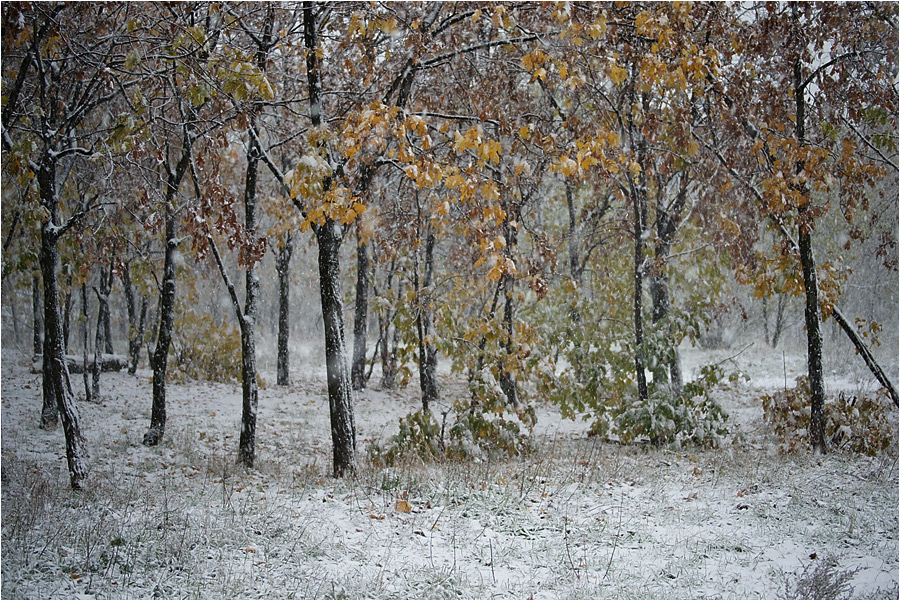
left=840, top=115, right=899, bottom=173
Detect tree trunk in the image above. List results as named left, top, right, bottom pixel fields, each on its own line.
left=498, top=275, right=518, bottom=406
left=566, top=182, right=582, bottom=287
left=630, top=98, right=650, bottom=403
left=316, top=223, right=357, bottom=477
left=275, top=235, right=293, bottom=386
left=62, top=279, right=72, bottom=353
left=144, top=121, right=192, bottom=446
left=632, top=191, right=649, bottom=402
left=38, top=158, right=88, bottom=489
left=351, top=225, right=369, bottom=391
left=304, top=1, right=356, bottom=477
left=498, top=184, right=518, bottom=407
left=91, top=263, right=113, bottom=400
left=144, top=202, right=177, bottom=447
left=81, top=283, right=92, bottom=403
left=792, top=33, right=827, bottom=454
left=414, top=224, right=439, bottom=411
left=32, top=274, right=43, bottom=356
left=237, top=102, right=265, bottom=469
left=122, top=261, right=147, bottom=375
left=11, top=292, right=20, bottom=345
left=772, top=292, right=787, bottom=348
left=649, top=174, right=687, bottom=397
left=374, top=251, right=398, bottom=390
left=798, top=219, right=826, bottom=453
left=39, top=329, right=58, bottom=430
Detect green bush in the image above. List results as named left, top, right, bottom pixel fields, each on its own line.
left=588, top=364, right=732, bottom=447
left=370, top=393, right=536, bottom=467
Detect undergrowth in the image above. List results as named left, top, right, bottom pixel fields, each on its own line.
left=761, top=376, right=898, bottom=455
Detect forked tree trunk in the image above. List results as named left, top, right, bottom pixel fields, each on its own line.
left=144, top=201, right=177, bottom=447
left=649, top=174, right=687, bottom=397
left=275, top=235, right=293, bottom=386
left=38, top=158, right=88, bottom=489
left=122, top=261, right=148, bottom=375
left=91, top=262, right=113, bottom=399
left=792, top=31, right=827, bottom=454
left=630, top=99, right=650, bottom=403
left=373, top=251, right=398, bottom=390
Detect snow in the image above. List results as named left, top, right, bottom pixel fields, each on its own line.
left=1, top=344, right=897, bottom=599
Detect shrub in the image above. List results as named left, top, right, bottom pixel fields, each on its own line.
left=170, top=309, right=242, bottom=383
left=588, top=364, right=732, bottom=448
left=761, top=376, right=898, bottom=455
left=778, top=554, right=859, bottom=600
left=370, top=392, right=536, bottom=467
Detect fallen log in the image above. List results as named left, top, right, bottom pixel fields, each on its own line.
left=830, top=308, right=899, bottom=407
left=31, top=354, right=129, bottom=375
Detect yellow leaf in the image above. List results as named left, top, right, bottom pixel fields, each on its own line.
left=340, top=208, right=357, bottom=225
left=444, top=173, right=466, bottom=189
left=635, top=10, right=651, bottom=33
left=480, top=183, right=499, bottom=202
left=395, top=499, right=412, bottom=513
left=556, top=155, right=578, bottom=177
left=518, top=125, right=531, bottom=140
left=588, top=15, right=607, bottom=39
left=487, top=260, right=503, bottom=281
left=610, top=64, right=628, bottom=86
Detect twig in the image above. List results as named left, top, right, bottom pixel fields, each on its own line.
left=602, top=491, right=623, bottom=583
left=714, top=342, right=754, bottom=368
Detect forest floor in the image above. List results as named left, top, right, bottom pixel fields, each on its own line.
left=1, top=344, right=898, bottom=599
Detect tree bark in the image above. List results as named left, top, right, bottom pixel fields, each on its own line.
left=122, top=260, right=148, bottom=375
left=316, top=223, right=357, bottom=477
left=81, top=283, right=92, bottom=403
left=32, top=274, right=43, bottom=356
left=144, top=200, right=177, bottom=447
left=414, top=222, right=439, bottom=411
left=38, top=156, right=88, bottom=489
left=275, top=235, right=293, bottom=386
left=91, top=262, right=113, bottom=399
left=649, top=173, right=687, bottom=397
left=351, top=225, right=369, bottom=391
left=792, top=21, right=827, bottom=454
left=305, top=1, right=356, bottom=477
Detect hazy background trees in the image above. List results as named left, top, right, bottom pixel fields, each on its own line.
left=2, top=1, right=896, bottom=488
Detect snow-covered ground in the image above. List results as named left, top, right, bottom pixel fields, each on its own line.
left=1, top=344, right=897, bottom=599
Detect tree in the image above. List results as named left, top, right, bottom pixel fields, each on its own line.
left=193, top=2, right=276, bottom=468
left=1, top=2, right=146, bottom=488
left=706, top=2, right=899, bottom=447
